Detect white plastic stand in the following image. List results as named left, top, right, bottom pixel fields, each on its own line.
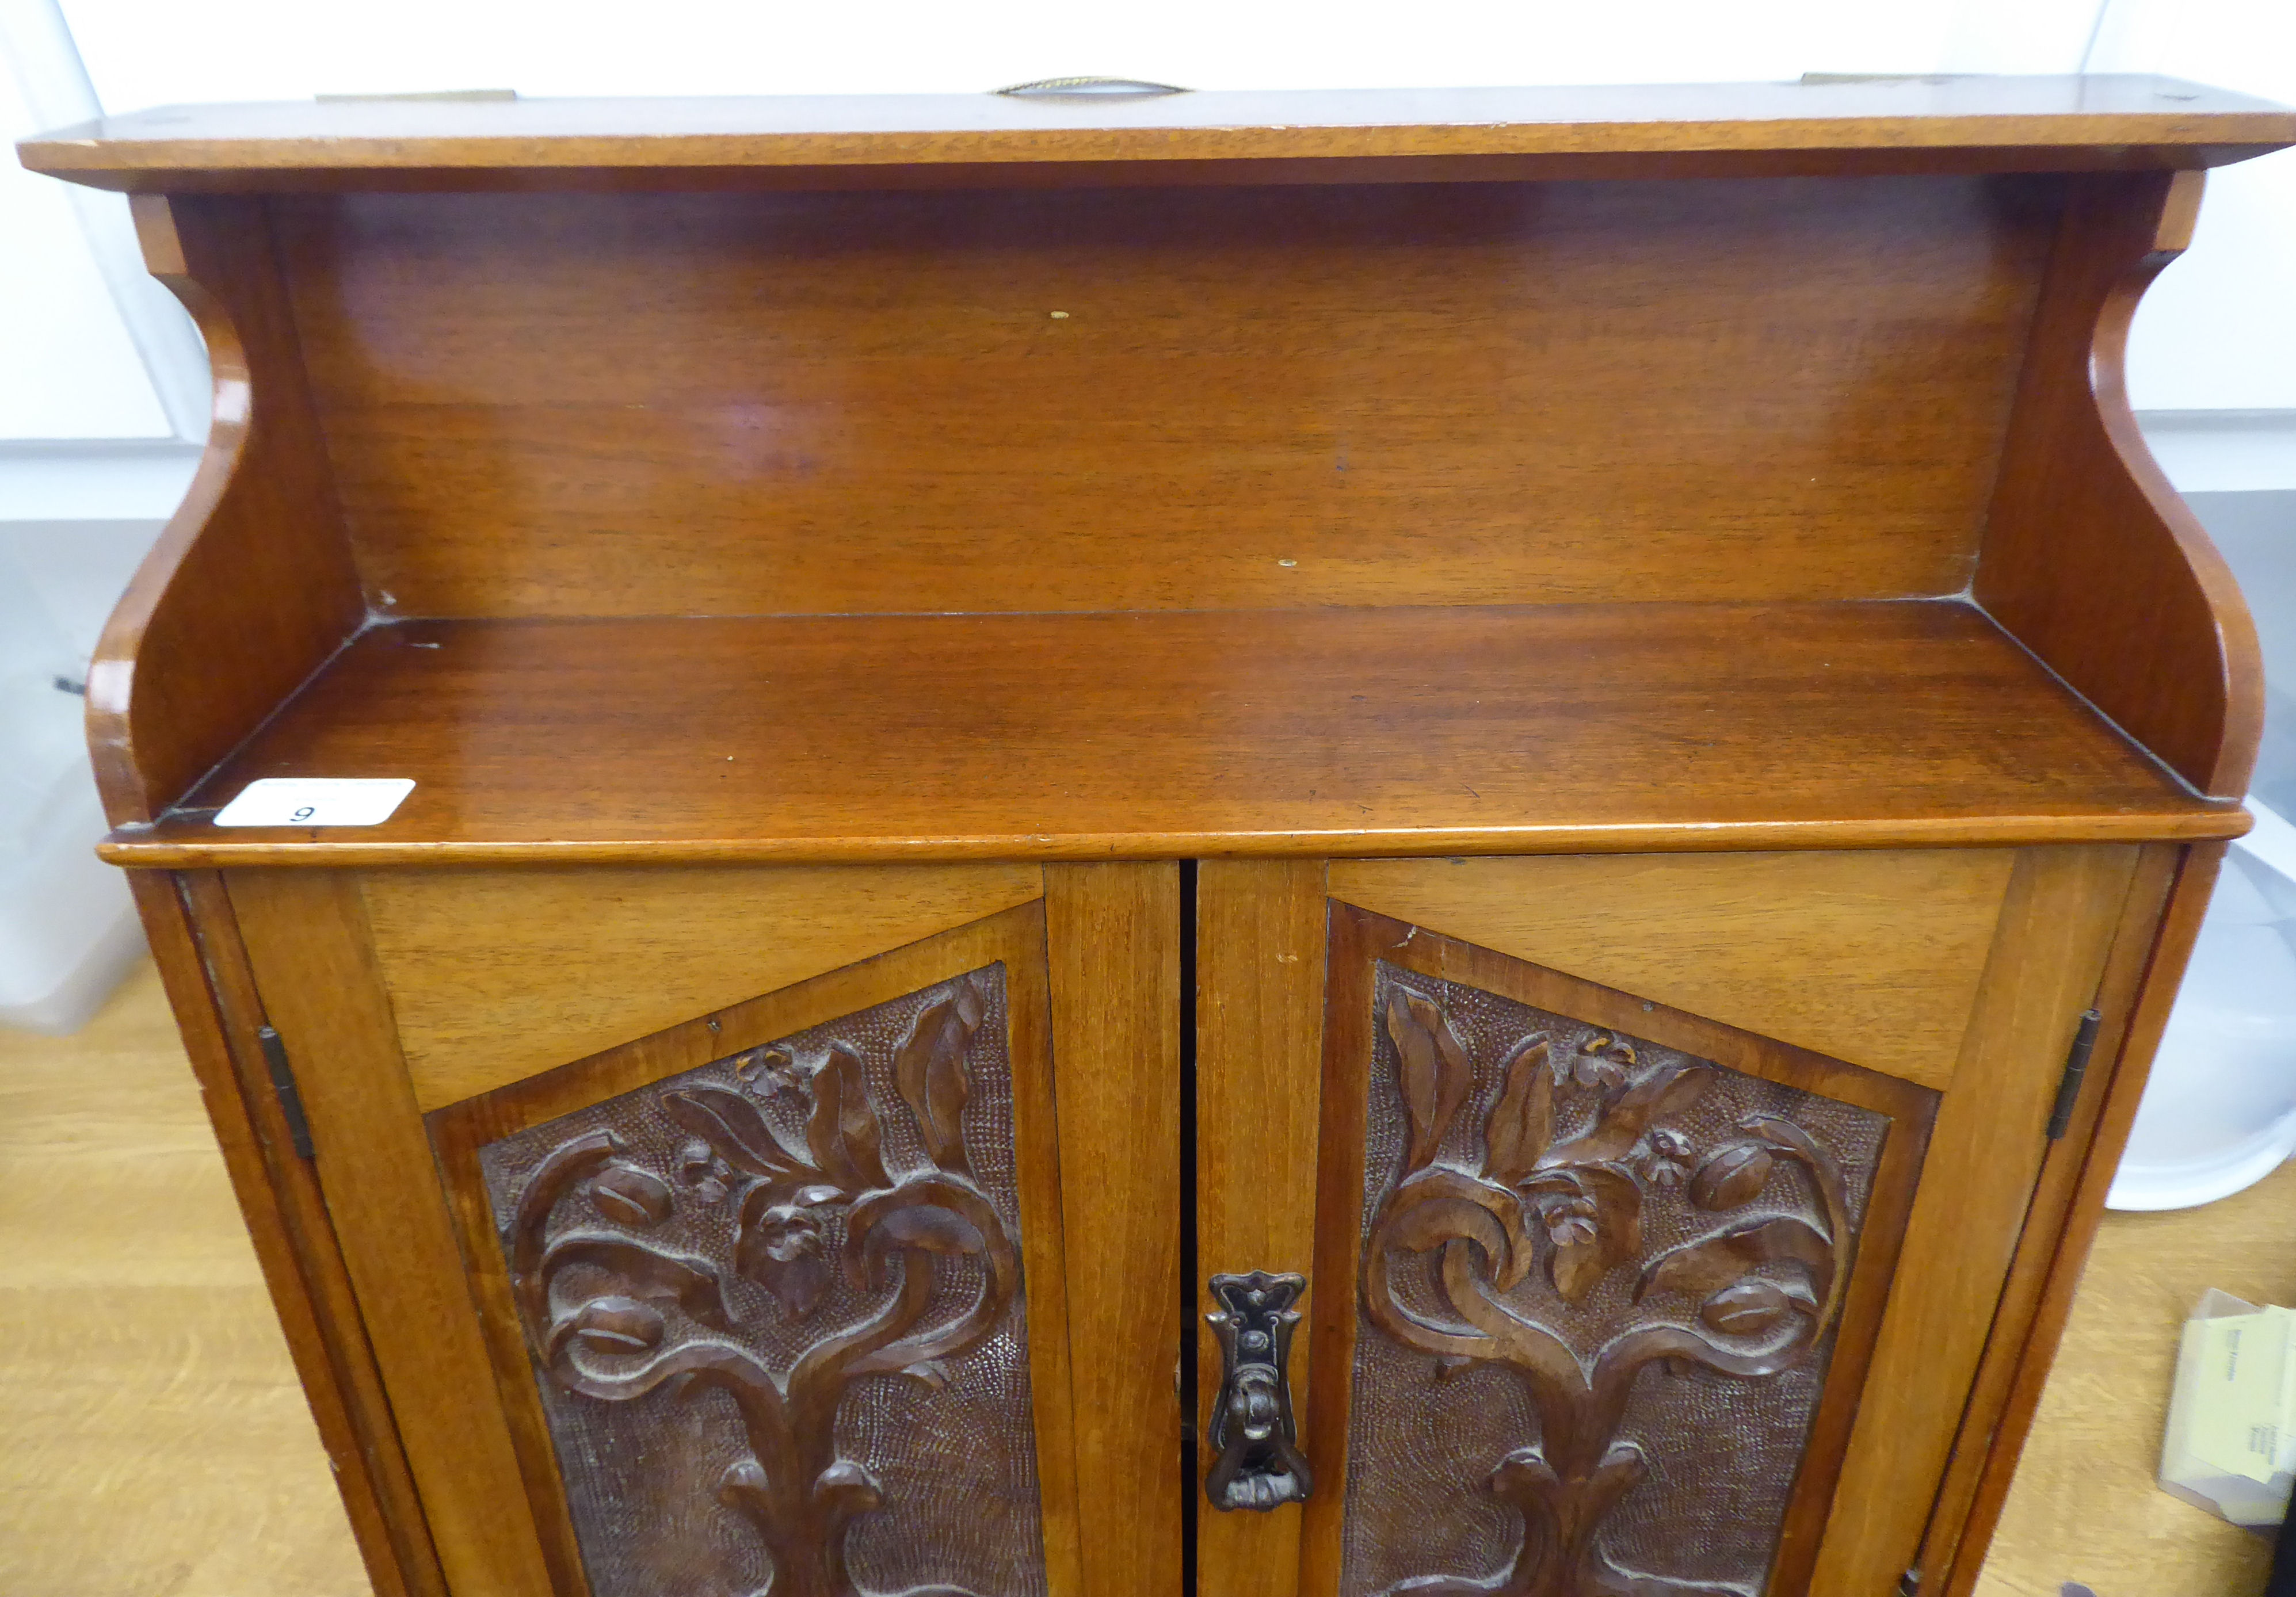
left=2111, top=795, right=2296, bottom=1210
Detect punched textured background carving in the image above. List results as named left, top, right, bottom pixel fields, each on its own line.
left=1340, top=963, right=1887, bottom=1597
left=479, top=964, right=1047, bottom=1597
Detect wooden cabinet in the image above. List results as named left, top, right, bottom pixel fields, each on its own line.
left=19, top=75, right=2294, bottom=1597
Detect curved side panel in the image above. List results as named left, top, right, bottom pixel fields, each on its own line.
left=86, top=194, right=364, bottom=827
left=1974, top=169, right=2263, bottom=801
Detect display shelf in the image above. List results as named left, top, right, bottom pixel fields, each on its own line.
left=106, top=598, right=2240, bottom=867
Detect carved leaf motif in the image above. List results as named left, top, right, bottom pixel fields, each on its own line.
left=1390, top=1193, right=1515, bottom=1269
left=661, top=1087, right=807, bottom=1180
left=865, top=1201, right=990, bottom=1260
left=1541, top=1060, right=1713, bottom=1168
left=806, top=1042, right=891, bottom=1195
left=1483, top=1034, right=1555, bottom=1187
left=1699, top=1279, right=1799, bottom=1338
left=1688, top=1143, right=1774, bottom=1212
left=840, top=1174, right=1022, bottom=1380
left=540, top=1232, right=735, bottom=1362
left=1386, top=988, right=1474, bottom=1176
left=590, top=1162, right=673, bottom=1228
left=1551, top=1235, right=1607, bottom=1303
left=845, top=1176, right=1006, bottom=1290
left=565, top=1296, right=666, bottom=1356
left=1584, top=1166, right=1642, bottom=1261
left=894, top=989, right=977, bottom=1175
left=1635, top=1214, right=1833, bottom=1305
left=734, top=1182, right=836, bottom=1319
left=1382, top=1168, right=1535, bottom=1290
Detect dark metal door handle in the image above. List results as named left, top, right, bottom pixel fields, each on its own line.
left=1204, top=1270, right=1312, bottom=1511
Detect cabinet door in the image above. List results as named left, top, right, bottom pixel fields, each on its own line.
left=226, top=862, right=1181, bottom=1597
left=1194, top=849, right=2141, bottom=1597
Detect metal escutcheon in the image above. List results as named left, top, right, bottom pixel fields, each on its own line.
left=1204, top=1270, right=1313, bottom=1511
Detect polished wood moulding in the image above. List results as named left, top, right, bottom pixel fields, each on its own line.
left=104, top=599, right=2237, bottom=868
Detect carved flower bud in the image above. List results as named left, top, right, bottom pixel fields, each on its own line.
left=1689, top=1143, right=1774, bottom=1210
left=676, top=1139, right=716, bottom=1182
left=569, top=1296, right=665, bottom=1357
left=739, top=1201, right=834, bottom=1319
left=734, top=1045, right=802, bottom=1099
left=757, top=1205, right=825, bottom=1263
left=590, top=1163, right=673, bottom=1227
left=675, top=1139, right=731, bottom=1205
left=1537, top=1191, right=1600, bottom=1248
left=1699, top=1279, right=1792, bottom=1338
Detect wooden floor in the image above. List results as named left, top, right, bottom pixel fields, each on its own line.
left=0, top=962, right=368, bottom=1597
left=2, top=961, right=2290, bottom=1596
left=1974, top=1157, right=2296, bottom=1597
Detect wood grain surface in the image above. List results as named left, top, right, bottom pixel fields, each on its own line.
left=226, top=870, right=556, bottom=1597
left=157, top=873, right=442, bottom=1596
left=274, top=178, right=2050, bottom=618
left=1043, top=864, right=1185, bottom=1597
left=20, top=77, right=2294, bottom=192
left=86, top=196, right=364, bottom=828
left=1975, top=170, right=2263, bottom=798
left=105, top=603, right=2240, bottom=869
left=1912, top=844, right=2180, bottom=1590
left=1911, top=845, right=2180, bottom=1589
left=1935, top=843, right=2225, bottom=1596
left=1810, top=845, right=2140, bottom=1595
left=1194, top=860, right=1329, bottom=1597
left=357, top=862, right=1044, bottom=1109
left=1295, top=901, right=1385, bottom=1597
left=1328, top=849, right=2016, bottom=1090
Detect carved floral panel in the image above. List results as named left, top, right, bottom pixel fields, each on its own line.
left=479, top=964, right=1047, bottom=1597
left=1340, top=961, right=1889, bottom=1597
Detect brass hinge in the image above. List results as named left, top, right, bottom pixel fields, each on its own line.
left=2045, top=1008, right=2106, bottom=1141
left=257, top=1025, right=317, bottom=1159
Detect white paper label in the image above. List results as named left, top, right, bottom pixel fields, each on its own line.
left=213, top=778, right=415, bottom=828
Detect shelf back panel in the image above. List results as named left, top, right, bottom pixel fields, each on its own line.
left=274, top=174, right=2062, bottom=618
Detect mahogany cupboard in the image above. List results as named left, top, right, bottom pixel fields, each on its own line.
left=20, top=75, right=2296, bottom=1597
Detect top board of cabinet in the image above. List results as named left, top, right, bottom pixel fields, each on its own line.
left=18, top=75, right=2296, bottom=191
